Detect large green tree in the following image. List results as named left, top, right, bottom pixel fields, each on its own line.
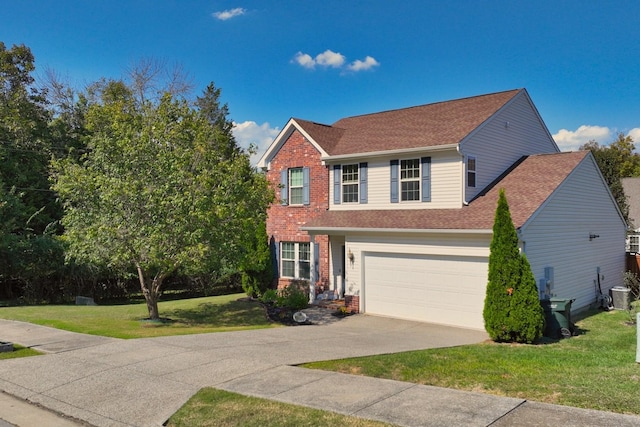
left=0, top=42, right=65, bottom=298
left=483, top=189, right=544, bottom=343
left=580, top=132, right=640, bottom=222
left=53, top=80, right=273, bottom=319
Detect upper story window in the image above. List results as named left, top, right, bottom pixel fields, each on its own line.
left=400, top=159, right=420, bottom=201
left=391, top=157, right=431, bottom=203
left=333, top=163, right=368, bottom=205
left=467, top=156, right=476, bottom=188
left=342, top=164, right=359, bottom=203
left=280, top=167, right=309, bottom=206
left=289, top=168, right=304, bottom=205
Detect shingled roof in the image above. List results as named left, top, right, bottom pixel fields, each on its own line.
left=303, top=151, right=589, bottom=232
left=295, top=89, right=522, bottom=156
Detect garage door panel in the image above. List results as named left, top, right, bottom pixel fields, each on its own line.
left=363, top=253, right=487, bottom=329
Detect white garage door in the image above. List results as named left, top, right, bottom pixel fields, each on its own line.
left=363, top=253, right=488, bottom=329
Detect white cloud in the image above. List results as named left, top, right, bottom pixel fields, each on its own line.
left=293, top=52, right=316, bottom=69
left=292, top=49, right=377, bottom=72
left=232, top=120, right=280, bottom=165
left=347, top=56, right=380, bottom=71
left=315, top=49, right=346, bottom=68
left=552, top=125, right=612, bottom=151
left=213, top=7, right=246, bottom=21
left=628, top=128, right=640, bottom=143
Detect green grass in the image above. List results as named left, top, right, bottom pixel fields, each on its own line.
left=0, top=293, right=277, bottom=338
left=0, top=344, right=41, bottom=360
left=303, top=309, right=640, bottom=415
left=166, top=388, right=393, bottom=427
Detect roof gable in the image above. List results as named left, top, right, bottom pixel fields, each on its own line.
left=256, top=118, right=330, bottom=169
left=328, top=89, right=522, bottom=156
left=469, top=151, right=590, bottom=229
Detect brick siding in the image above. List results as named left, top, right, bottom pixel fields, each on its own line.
left=345, top=295, right=360, bottom=313
left=265, top=129, right=330, bottom=293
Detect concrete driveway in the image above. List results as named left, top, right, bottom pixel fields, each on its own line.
left=1, top=312, right=640, bottom=427
left=0, top=312, right=487, bottom=426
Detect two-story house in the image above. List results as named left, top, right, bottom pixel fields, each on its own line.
left=258, top=89, right=626, bottom=330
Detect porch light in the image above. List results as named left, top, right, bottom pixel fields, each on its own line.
left=348, top=248, right=354, bottom=263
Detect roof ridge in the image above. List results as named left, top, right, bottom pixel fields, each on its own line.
left=333, top=88, right=522, bottom=123
left=293, top=117, right=333, bottom=128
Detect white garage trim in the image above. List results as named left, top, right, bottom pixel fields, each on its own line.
left=362, top=252, right=488, bottom=329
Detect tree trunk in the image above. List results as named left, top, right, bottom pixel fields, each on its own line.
left=136, top=263, right=164, bottom=320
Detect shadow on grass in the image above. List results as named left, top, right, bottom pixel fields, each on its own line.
left=167, top=299, right=267, bottom=327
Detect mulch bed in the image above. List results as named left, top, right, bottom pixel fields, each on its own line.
left=238, top=297, right=312, bottom=326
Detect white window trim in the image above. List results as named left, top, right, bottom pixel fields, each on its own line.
left=467, top=156, right=477, bottom=188
left=400, top=158, right=421, bottom=202
left=280, top=242, right=311, bottom=280
left=342, top=163, right=359, bottom=203
left=289, top=168, right=304, bottom=206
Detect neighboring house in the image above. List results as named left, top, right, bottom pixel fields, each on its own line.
left=622, top=177, right=640, bottom=252
left=622, top=177, right=640, bottom=232
left=258, top=89, right=626, bottom=330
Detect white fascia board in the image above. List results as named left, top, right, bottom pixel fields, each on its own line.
left=321, top=143, right=459, bottom=163
left=521, top=89, right=561, bottom=153
left=301, top=226, right=492, bottom=235
left=256, top=118, right=329, bottom=170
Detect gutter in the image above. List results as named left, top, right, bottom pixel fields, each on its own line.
left=321, top=143, right=459, bottom=162
left=301, top=226, right=492, bottom=235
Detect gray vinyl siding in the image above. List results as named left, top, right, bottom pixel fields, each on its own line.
left=329, top=150, right=463, bottom=210
left=520, top=156, right=626, bottom=312
left=461, top=92, right=559, bottom=201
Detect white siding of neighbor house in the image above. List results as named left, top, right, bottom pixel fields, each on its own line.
left=342, top=232, right=491, bottom=319
left=461, top=92, right=559, bottom=201
left=521, top=156, right=626, bottom=312
left=329, top=150, right=463, bottom=210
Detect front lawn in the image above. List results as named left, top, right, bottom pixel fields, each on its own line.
left=0, top=344, right=41, bottom=360
left=0, top=293, right=276, bottom=339
left=304, top=309, right=640, bottom=415
left=167, top=388, right=393, bottom=427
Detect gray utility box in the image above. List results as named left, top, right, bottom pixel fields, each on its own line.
left=611, top=286, right=631, bottom=310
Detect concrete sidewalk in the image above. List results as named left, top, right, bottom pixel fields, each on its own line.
left=0, top=313, right=639, bottom=427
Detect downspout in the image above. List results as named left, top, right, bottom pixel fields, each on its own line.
left=308, top=233, right=316, bottom=304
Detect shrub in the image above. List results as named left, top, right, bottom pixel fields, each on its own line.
left=260, top=289, right=278, bottom=305
left=240, top=221, right=273, bottom=298
left=276, top=280, right=309, bottom=310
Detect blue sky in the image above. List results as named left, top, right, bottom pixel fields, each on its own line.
left=2, top=1, right=640, bottom=161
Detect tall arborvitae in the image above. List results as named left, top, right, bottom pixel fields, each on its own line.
left=483, top=189, right=544, bottom=343
left=508, top=254, right=545, bottom=343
